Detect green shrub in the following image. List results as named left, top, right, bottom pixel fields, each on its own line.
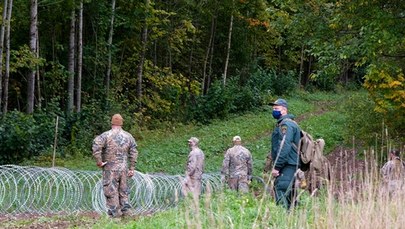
left=339, top=91, right=384, bottom=146
left=0, top=111, right=57, bottom=164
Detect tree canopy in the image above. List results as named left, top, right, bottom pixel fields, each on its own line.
left=0, top=0, right=403, bottom=163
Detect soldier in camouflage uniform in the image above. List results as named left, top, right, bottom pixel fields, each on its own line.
left=182, top=137, right=205, bottom=199
left=381, top=149, right=405, bottom=195
left=221, top=136, right=253, bottom=193
left=92, top=114, right=138, bottom=218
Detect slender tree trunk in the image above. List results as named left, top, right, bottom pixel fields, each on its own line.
left=207, top=24, right=216, bottom=93
left=2, top=0, right=12, bottom=114
left=202, top=15, right=215, bottom=94
left=223, top=13, right=233, bottom=86
left=305, top=55, right=313, bottom=86
left=0, top=0, right=8, bottom=112
left=299, top=44, right=304, bottom=87
left=75, top=0, right=83, bottom=112
left=105, top=0, right=115, bottom=98
left=90, top=18, right=98, bottom=99
left=136, top=0, right=149, bottom=99
left=27, top=0, right=38, bottom=114
left=36, top=34, right=41, bottom=109
left=67, top=8, right=76, bottom=113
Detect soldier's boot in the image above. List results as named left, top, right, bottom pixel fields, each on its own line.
left=108, top=209, right=122, bottom=218
left=122, top=209, right=133, bottom=217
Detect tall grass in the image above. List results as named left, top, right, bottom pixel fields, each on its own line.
left=6, top=91, right=405, bottom=228
left=119, top=149, right=405, bottom=229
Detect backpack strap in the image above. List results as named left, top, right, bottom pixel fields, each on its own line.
left=279, top=118, right=303, bottom=169
left=279, top=118, right=300, bottom=151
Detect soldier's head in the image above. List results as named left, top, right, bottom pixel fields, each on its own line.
left=188, top=137, right=199, bottom=148
left=232, top=136, right=241, bottom=145
left=111, top=114, right=123, bottom=127
left=269, top=98, right=288, bottom=119
left=390, top=149, right=400, bottom=160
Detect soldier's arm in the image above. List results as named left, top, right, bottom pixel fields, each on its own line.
left=247, top=151, right=253, bottom=178
left=380, top=162, right=389, bottom=180
left=221, top=151, right=230, bottom=177
left=186, top=154, right=197, bottom=176
left=92, top=134, right=106, bottom=165
left=128, top=137, right=138, bottom=170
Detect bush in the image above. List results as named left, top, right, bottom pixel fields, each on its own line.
left=0, top=111, right=57, bottom=164
left=339, top=90, right=385, bottom=146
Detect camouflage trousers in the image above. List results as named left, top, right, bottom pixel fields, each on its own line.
left=182, top=177, right=202, bottom=199
left=102, top=170, right=132, bottom=217
left=227, top=176, right=249, bottom=193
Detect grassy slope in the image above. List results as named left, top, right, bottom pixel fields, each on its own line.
left=41, top=91, right=347, bottom=177
left=14, top=91, right=394, bottom=229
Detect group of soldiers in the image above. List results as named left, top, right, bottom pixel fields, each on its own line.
left=92, top=101, right=404, bottom=217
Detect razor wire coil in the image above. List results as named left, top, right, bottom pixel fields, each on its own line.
left=0, top=165, right=221, bottom=215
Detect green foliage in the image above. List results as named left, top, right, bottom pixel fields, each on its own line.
left=249, top=67, right=298, bottom=96
left=337, top=90, right=402, bottom=152
left=0, top=111, right=57, bottom=164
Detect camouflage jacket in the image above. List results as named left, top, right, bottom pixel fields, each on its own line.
left=381, top=158, right=405, bottom=182
left=186, top=147, right=205, bottom=180
left=92, top=127, right=138, bottom=171
left=221, top=145, right=253, bottom=178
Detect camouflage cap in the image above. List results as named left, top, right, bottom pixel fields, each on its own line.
left=269, top=98, right=288, bottom=108
left=188, top=137, right=199, bottom=145
left=232, top=136, right=241, bottom=141
left=111, top=114, right=123, bottom=126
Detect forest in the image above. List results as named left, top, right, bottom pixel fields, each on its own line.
left=0, top=0, right=404, bottom=164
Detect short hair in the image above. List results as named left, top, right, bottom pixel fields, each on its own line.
left=390, top=149, right=400, bottom=157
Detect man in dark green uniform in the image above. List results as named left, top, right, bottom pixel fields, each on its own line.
left=266, top=98, right=301, bottom=209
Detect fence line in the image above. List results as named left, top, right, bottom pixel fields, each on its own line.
left=0, top=165, right=221, bottom=215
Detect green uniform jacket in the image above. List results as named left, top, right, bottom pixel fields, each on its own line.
left=271, top=114, right=301, bottom=171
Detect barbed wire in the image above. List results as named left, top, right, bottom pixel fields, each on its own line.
left=0, top=165, right=222, bottom=215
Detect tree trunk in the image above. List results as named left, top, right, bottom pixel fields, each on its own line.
left=0, top=0, right=8, bottom=112
left=36, top=34, right=41, bottom=109
left=223, top=13, right=233, bottom=86
left=67, top=8, right=76, bottom=113
left=136, top=0, right=149, bottom=99
left=207, top=23, right=216, bottom=93
left=202, top=15, right=216, bottom=95
left=299, top=44, right=304, bottom=87
left=2, top=0, right=12, bottom=114
left=90, top=18, right=98, bottom=99
left=27, top=0, right=38, bottom=114
left=75, top=0, right=83, bottom=112
left=105, top=0, right=115, bottom=98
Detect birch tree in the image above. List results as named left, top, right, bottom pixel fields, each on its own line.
left=27, top=0, right=38, bottom=113
left=0, top=0, right=8, bottom=112
left=223, top=13, right=233, bottom=86
left=136, top=0, right=149, bottom=99
left=75, top=0, right=83, bottom=112
left=2, top=0, right=12, bottom=113
left=202, top=15, right=216, bottom=94
left=67, top=7, right=76, bottom=113
left=105, top=0, right=115, bottom=97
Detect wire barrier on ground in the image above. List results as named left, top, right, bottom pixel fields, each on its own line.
left=0, top=165, right=222, bottom=215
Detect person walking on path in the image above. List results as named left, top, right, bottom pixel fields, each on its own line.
left=92, top=114, right=139, bottom=218
left=267, top=98, right=301, bottom=209
left=221, top=136, right=253, bottom=193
